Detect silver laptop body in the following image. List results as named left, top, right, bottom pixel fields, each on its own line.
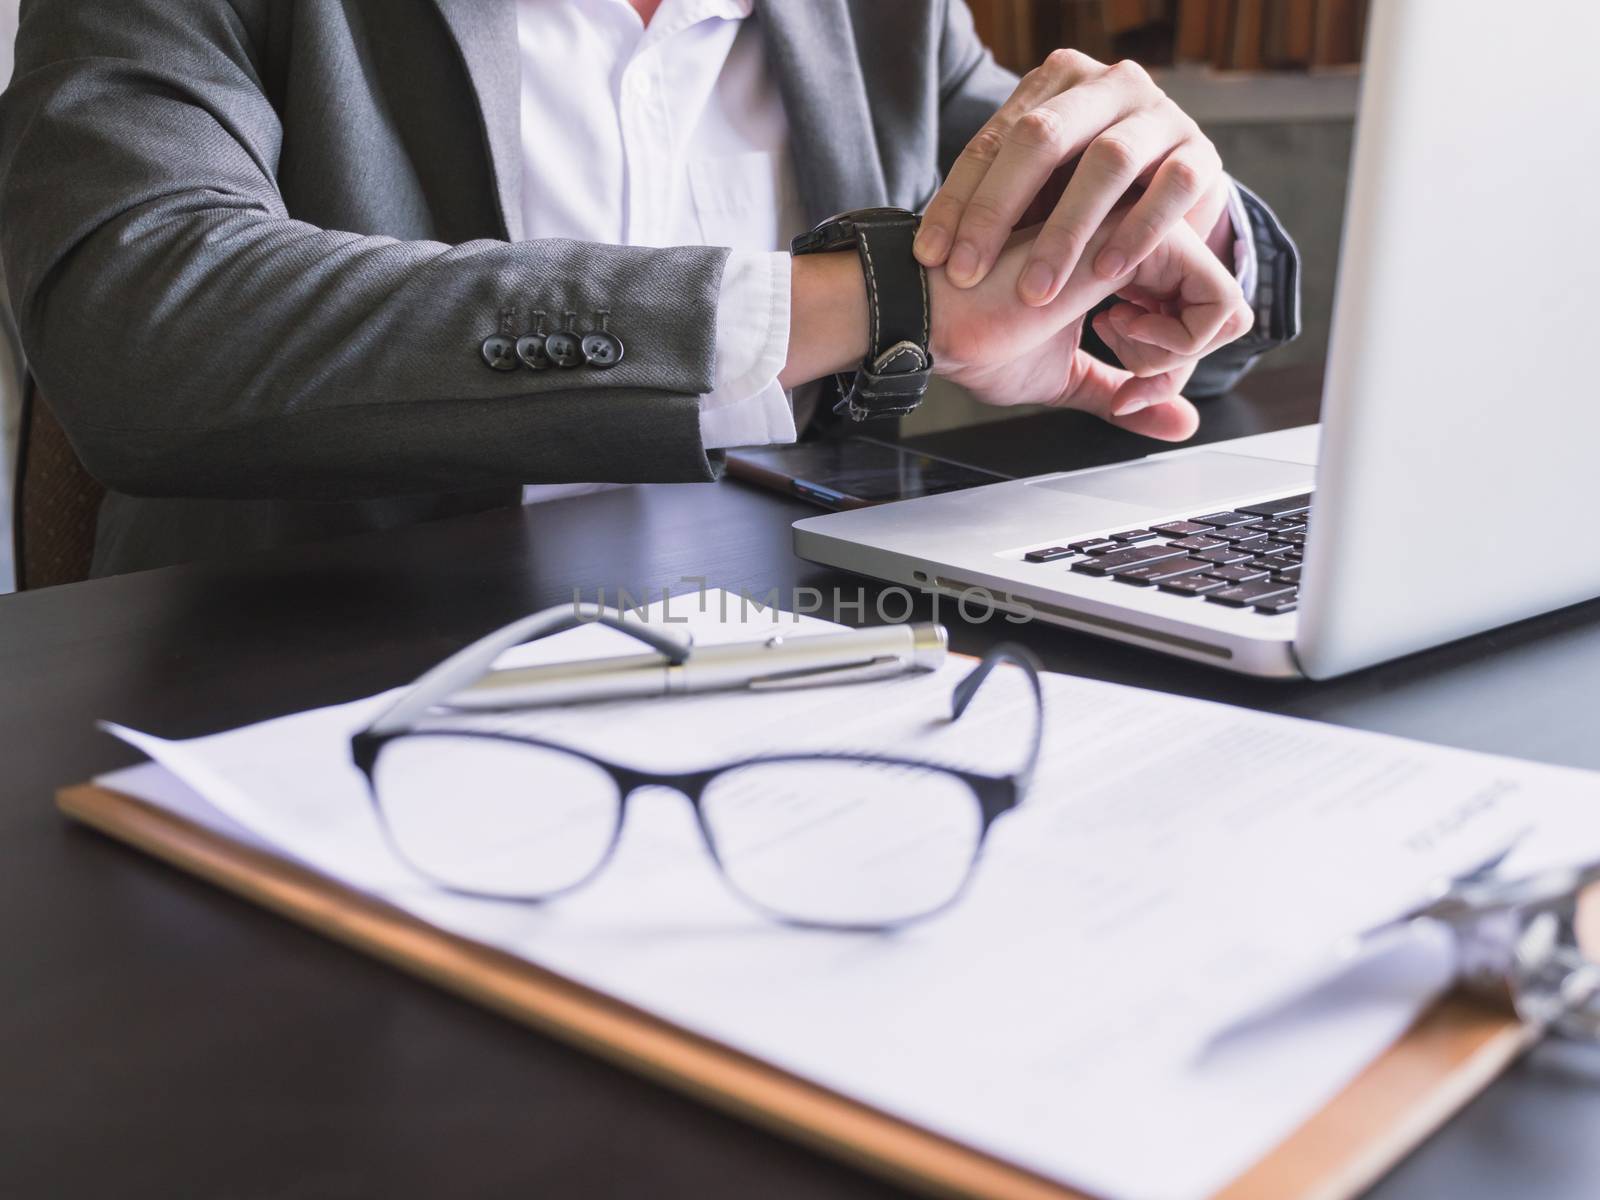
left=794, top=0, right=1600, bottom=680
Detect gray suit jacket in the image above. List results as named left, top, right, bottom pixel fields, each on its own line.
left=0, top=0, right=1296, bottom=577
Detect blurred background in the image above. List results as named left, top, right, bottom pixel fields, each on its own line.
left=0, top=1, right=1365, bottom=592
left=969, top=0, right=1367, bottom=72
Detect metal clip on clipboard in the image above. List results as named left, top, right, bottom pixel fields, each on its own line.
left=1359, top=851, right=1600, bottom=1041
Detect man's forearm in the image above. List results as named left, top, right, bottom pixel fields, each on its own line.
left=778, top=251, right=870, bottom=390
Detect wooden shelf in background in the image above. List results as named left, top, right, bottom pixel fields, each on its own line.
left=969, top=0, right=1367, bottom=75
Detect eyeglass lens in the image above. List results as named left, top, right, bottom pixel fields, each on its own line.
left=700, top=759, right=985, bottom=926
left=371, top=736, right=986, bottom=925
left=374, top=736, right=622, bottom=896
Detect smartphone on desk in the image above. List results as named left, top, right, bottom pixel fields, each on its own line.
left=725, top=437, right=1009, bottom=510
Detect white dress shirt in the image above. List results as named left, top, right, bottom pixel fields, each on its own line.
left=515, top=0, right=802, bottom=504
left=513, top=0, right=1257, bottom=505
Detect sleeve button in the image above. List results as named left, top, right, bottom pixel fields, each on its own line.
left=481, top=334, right=519, bottom=371
left=581, top=330, right=624, bottom=368
left=544, top=329, right=584, bottom=369
left=516, top=333, right=551, bottom=370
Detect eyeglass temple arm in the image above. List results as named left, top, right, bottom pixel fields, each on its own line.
left=364, top=603, right=693, bottom=735
left=950, top=643, right=1045, bottom=785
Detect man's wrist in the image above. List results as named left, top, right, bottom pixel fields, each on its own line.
left=778, top=251, right=869, bottom=391
left=790, top=208, right=933, bottom=420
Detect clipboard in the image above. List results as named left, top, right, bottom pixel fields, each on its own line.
left=57, top=781, right=1536, bottom=1200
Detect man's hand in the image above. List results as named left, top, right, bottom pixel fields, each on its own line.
left=780, top=203, right=1252, bottom=440
left=929, top=213, right=1251, bottom=439
left=914, top=50, right=1230, bottom=308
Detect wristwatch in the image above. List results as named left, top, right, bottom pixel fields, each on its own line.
left=791, top=207, right=933, bottom=422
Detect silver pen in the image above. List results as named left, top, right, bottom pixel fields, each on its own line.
left=445, top=622, right=948, bottom=710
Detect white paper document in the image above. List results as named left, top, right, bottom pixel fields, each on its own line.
left=97, top=591, right=1600, bottom=1200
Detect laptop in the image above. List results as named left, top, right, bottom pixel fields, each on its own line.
left=793, top=0, right=1600, bottom=679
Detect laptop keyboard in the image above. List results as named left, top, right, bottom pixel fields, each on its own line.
left=1022, top=493, right=1313, bottom=616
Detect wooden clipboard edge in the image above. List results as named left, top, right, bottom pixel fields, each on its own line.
left=57, top=782, right=1532, bottom=1200
left=57, top=782, right=1083, bottom=1200
left=1217, top=994, right=1533, bottom=1200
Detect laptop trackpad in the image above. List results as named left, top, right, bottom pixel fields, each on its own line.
left=1028, top=452, right=1315, bottom=511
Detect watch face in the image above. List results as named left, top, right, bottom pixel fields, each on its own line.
left=817, top=206, right=918, bottom=227
left=795, top=207, right=919, bottom=256
left=580, top=330, right=624, bottom=368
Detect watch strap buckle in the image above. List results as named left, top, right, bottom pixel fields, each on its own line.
left=869, top=340, right=929, bottom=377
left=834, top=341, right=933, bottom=421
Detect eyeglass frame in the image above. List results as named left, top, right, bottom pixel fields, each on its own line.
left=350, top=604, right=1045, bottom=931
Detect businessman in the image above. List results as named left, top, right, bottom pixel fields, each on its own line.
left=0, top=0, right=1298, bottom=576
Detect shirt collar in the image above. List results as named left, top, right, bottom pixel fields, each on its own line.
left=687, top=0, right=755, bottom=18
left=645, top=0, right=754, bottom=39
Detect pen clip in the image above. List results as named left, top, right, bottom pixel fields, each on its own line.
left=746, top=656, right=910, bottom=691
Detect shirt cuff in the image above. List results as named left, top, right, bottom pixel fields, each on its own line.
left=1224, top=178, right=1260, bottom=307
left=699, top=250, right=797, bottom=451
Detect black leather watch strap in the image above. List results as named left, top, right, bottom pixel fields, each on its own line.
left=792, top=208, right=932, bottom=422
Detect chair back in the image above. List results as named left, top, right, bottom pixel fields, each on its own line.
left=14, top=381, right=104, bottom=588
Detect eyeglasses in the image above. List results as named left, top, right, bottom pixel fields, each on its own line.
left=350, top=605, right=1043, bottom=930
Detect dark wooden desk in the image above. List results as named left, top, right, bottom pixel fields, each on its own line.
left=5, top=366, right=1599, bottom=1198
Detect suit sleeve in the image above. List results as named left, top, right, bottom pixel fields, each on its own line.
left=0, top=0, right=727, bottom=501
left=933, top=0, right=1301, bottom=398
